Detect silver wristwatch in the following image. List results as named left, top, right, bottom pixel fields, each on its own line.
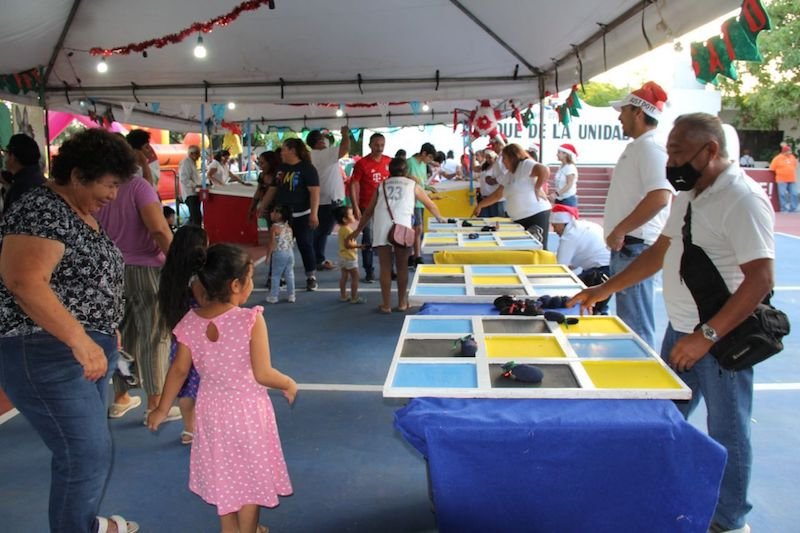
left=700, top=323, right=719, bottom=343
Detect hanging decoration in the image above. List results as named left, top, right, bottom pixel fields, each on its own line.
left=221, top=120, right=243, bottom=136
left=521, top=105, right=535, bottom=128
left=0, top=67, right=44, bottom=96
left=509, top=100, right=523, bottom=132
left=409, top=101, right=421, bottom=115
left=211, top=103, right=226, bottom=123
left=121, top=102, right=135, bottom=122
left=555, top=86, right=583, bottom=127
left=468, top=100, right=504, bottom=141
left=351, top=128, right=362, bottom=142
left=89, top=0, right=274, bottom=57
left=690, top=0, right=771, bottom=85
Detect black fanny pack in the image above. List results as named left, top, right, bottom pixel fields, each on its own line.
left=679, top=202, right=790, bottom=371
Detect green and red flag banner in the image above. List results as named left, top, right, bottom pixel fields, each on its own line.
left=691, top=0, right=771, bottom=85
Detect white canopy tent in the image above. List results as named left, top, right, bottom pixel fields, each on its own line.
left=0, top=0, right=738, bottom=131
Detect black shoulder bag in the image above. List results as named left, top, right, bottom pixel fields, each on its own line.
left=679, top=202, right=790, bottom=371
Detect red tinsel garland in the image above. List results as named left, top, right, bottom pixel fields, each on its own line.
left=90, top=0, right=272, bottom=57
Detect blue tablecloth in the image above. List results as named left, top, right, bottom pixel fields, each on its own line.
left=399, top=302, right=725, bottom=532
left=395, top=398, right=725, bottom=533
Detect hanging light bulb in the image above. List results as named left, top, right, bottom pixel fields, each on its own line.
left=193, top=34, right=207, bottom=59
left=422, top=103, right=430, bottom=112
left=227, top=102, right=236, bottom=110
left=335, top=104, right=344, bottom=117
left=96, top=57, right=108, bottom=73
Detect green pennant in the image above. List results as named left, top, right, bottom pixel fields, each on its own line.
left=690, top=0, right=771, bottom=86
left=707, top=36, right=738, bottom=82
left=721, top=17, right=761, bottom=62
left=691, top=42, right=717, bottom=85
left=738, top=0, right=772, bottom=43
left=558, top=106, right=571, bottom=126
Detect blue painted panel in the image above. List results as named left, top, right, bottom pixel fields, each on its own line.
left=503, top=239, right=538, bottom=247
left=472, top=266, right=517, bottom=275
left=407, top=318, right=473, bottom=334
left=570, top=338, right=651, bottom=359
left=415, top=285, right=467, bottom=296
left=393, top=363, right=477, bottom=388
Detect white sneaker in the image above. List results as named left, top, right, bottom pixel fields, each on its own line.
left=287, top=294, right=296, bottom=303
left=266, top=296, right=279, bottom=304
left=143, top=405, right=181, bottom=426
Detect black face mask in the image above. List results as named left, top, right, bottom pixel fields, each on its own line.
left=666, top=144, right=709, bottom=191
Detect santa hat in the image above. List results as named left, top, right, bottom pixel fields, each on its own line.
left=557, top=143, right=578, bottom=159
left=610, top=81, right=669, bottom=119
left=551, top=204, right=580, bottom=225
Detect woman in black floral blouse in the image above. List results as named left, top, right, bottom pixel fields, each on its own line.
left=0, top=129, right=139, bottom=533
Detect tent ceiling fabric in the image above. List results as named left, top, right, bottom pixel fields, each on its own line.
left=0, top=0, right=737, bottom=131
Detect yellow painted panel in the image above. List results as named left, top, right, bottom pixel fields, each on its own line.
left=418, top=265, right=464, bottom=275
left=485, top=217, right=513, bottom=222
left=521, top=265, right=570, bottom=275
left=485, top=336, right=565, bottom=358
left=463, top=241, right=498, bottom=247
left=583, top=361, right=683, bottom=389
left=426, top=237, right=458, bottom=244
left=472, top=275, right=521, bottom=285
left=560, top=316, right=630, bottom=335
left=498, top=231, right=530, bottom=237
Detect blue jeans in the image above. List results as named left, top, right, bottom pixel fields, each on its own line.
left=660, top=324, right=753, bottom=529
left=479, top=201, right=506, bottom=218
left=313, top=203, right=336, bottom=265
left=270, top=249, right=296, bottom=299
left=777, top=181, right=797, bottom=212
left=361, top=220, right=374, bottom=277
left=289, top=213, right=316, bottom=277
left=555, top=195, right=578, bottom=207
left=610, top=244, right=656, bottom=347
left=0, top=330, right=118, bottom=533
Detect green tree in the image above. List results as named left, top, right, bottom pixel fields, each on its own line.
left=578, top=81, right=631, bottom=107
left=720, top=0, right=800, bottom=130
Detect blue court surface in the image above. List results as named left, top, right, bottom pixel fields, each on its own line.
left=1, top=234, right=798, bottom=532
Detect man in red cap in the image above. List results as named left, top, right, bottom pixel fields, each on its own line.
left=553, top=143, right=579, bottom=206
left=550, top=205, right=610, bottom=313
left=602, top=81, right=675, bottom=347
left=768, top=142, right=797, bottom=212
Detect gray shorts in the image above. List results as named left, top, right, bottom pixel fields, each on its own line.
left=339, top=258, right=359, bottom=271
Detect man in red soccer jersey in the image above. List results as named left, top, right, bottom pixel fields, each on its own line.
left=350, top=133, right=391, bottom=283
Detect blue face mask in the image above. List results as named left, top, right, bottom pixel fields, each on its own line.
left=665, top=143, right=709, bottom=191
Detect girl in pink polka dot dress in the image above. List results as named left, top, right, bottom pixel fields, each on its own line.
left=148, top=243, right=297, bottom=533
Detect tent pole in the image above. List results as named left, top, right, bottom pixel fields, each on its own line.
left=200, top=104, right=207, bottom=188
left=538, top=78, right=545, bottom=163
left=245, top=118, right=252, bottom=175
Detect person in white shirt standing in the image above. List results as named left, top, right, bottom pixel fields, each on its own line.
left=473, top=143, right=551, bottom=249
left=207, top=149, right=249, bottom=187
left=307, top=127, right=350, bottom=271
left=552, top=143, right=579, bottom=206
left=603, top=81, right=674, bottom=347
left=178, top=145, right=203, bottom=226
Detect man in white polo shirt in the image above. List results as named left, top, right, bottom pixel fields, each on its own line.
left=550, top=204, right=610, bottom=313
left=571, top=113, right=774, bottom=533
left=308, top=127, right=350, bottom=271
left=603, top=81, right=674, bottom=347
